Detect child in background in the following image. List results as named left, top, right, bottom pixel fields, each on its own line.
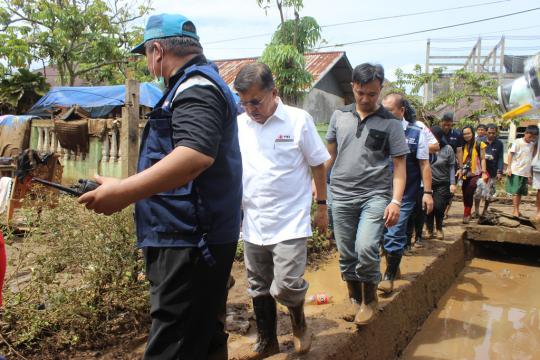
left=506, top=125, right=539, bottom=217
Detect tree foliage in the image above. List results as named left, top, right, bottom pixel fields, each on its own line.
left=0, top=0, right=152, bottom=86
left=386, top=65, right=501, bottom=127
left=0, top=68, right=49, bottom=114
left=256, top=0, right=321, bottom=104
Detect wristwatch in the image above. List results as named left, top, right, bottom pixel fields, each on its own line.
left=424, top=190, right=433, bottom=195
left=316, top=199, right=327, bottom=205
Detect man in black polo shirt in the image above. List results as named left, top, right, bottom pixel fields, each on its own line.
left=440, top=112, right=463, bottom=166
left=474, top=123, right=504, bottom=216
left=326, top=63, right=408, bottom=326
left=440, top=112, right=463, bottom=218
left=79, top=13, right=242, bottom=360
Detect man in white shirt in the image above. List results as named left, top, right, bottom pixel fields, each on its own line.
left=402, top=99, right=439, bottom=252
left=506, top=125, right=539, bottom=217
left=234, top=63, right=329, bottom=359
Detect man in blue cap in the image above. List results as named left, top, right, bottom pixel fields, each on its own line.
left=79, top=13, right=242, bottom=360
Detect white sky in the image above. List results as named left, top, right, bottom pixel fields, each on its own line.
left=149, top=0, right=540, bottom=80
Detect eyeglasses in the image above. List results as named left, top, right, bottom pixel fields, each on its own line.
left=239, top=91, right=271, bottom=108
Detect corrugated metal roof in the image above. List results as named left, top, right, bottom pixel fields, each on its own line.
left=213, top=51, right=346, bottom=87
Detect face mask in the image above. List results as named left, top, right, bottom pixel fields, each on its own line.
left=151, top=47, right=166, bottom=92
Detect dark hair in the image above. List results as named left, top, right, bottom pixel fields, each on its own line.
left=476, top=124, right=487, bottom=130
left=441, top=112, right=454, bottom=122
left=526, top=125, right=539, bottom=135
left=352, top=63, right=384, bottom=85
left=234, top=62, right=275, bottom=93
left=430, top=125, right=445, bottom=145
left=462, top=125, right=475, bottom=143
left=145, top=36, right=203, bottom=57
left=486, top=123, right=498, bottom=130
left=403, top=99, right=417, bottom=122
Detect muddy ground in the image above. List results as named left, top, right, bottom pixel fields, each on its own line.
left=3, top=198, right=538, bottom=359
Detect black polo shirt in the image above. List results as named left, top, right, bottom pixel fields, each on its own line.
left=485, top=138, right=504, bottom=177
left=167, top=55, right=228, bottom=159
left=442, top=128, right=463, bottom=153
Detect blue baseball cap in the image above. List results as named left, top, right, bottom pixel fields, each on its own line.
left=131, top=13, right=199, bottom=55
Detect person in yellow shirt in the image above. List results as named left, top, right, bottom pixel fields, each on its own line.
left=458, top=126, right=487, bottom=224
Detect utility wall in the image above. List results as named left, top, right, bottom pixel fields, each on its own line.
left=302, top=73, right=346, bottom=124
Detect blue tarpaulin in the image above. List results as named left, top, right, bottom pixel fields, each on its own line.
left=0, top=115, right=37, bottom=126
left=29, top=83, right=162, bottom=117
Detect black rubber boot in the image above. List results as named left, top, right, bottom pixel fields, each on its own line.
left=288, top=301, right=312, bottom=354
left=241, top=295, right=279, bottom=360
left=377, top=253, right=403, bottom=294
left=343, top=280, right=363, bottom=322
left=346, top=280, right=362, bottom=306
left=354, top=282, right=379, bottom=325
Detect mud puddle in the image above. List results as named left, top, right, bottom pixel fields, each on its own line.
left=401, top=258, right=540, bottom=360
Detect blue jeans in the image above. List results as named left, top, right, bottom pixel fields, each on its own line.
left=332, top=195, right=389, bottom=283
left=383, top=197, right=416, bottom=256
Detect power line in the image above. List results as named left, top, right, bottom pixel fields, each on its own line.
left=318, top=7, right=540, bottom=49
left=205, top=25, right=540, bottom=51
left=322, top=0, right=510, bottom=28
left=204, top=0, right=511, bottom=45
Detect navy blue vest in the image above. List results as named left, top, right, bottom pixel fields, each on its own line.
left=135, top=63, right=242, bottom=261
left=403, top=122, right=422, bottom=201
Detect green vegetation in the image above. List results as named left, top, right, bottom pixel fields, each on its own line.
left=256, top=0, right=322, bottom=105
left=316, top=122, right=329, bottom=143
left=0, top=68, right=49, bottom=114
left=387, top=66, right=502, bottom=126
left=0, top=197, right=148, bottom=356
left=0, top=0, right=152, bottom=87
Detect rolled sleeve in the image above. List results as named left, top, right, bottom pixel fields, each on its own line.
left=300, top=115, right=330, bottom=166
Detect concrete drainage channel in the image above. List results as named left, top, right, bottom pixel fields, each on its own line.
left=401, top=227, right=540, bottom=359
left=228, top=224, right=540, bottom=360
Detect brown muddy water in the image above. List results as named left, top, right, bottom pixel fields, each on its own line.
left=402, top=257, right=540, bottom=360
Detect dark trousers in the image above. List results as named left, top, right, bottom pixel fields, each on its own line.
left=406, top=191, right=425, bottom=244
left=462, top=176, right=479, bottom=208
left=426, top=183, right=452, bottom=231
left=143, top=242, right=237, bottom=360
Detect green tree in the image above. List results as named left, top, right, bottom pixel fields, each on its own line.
left=386, top=65, right=501, bottom=127
left=0, top=0, right=152, bottom=86
left=256, top=0, right=321, bottom=104
left=0, top=68, right=49, bottom=114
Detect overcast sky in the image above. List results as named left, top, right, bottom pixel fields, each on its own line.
left=149, top=0, right=540, bottom=80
